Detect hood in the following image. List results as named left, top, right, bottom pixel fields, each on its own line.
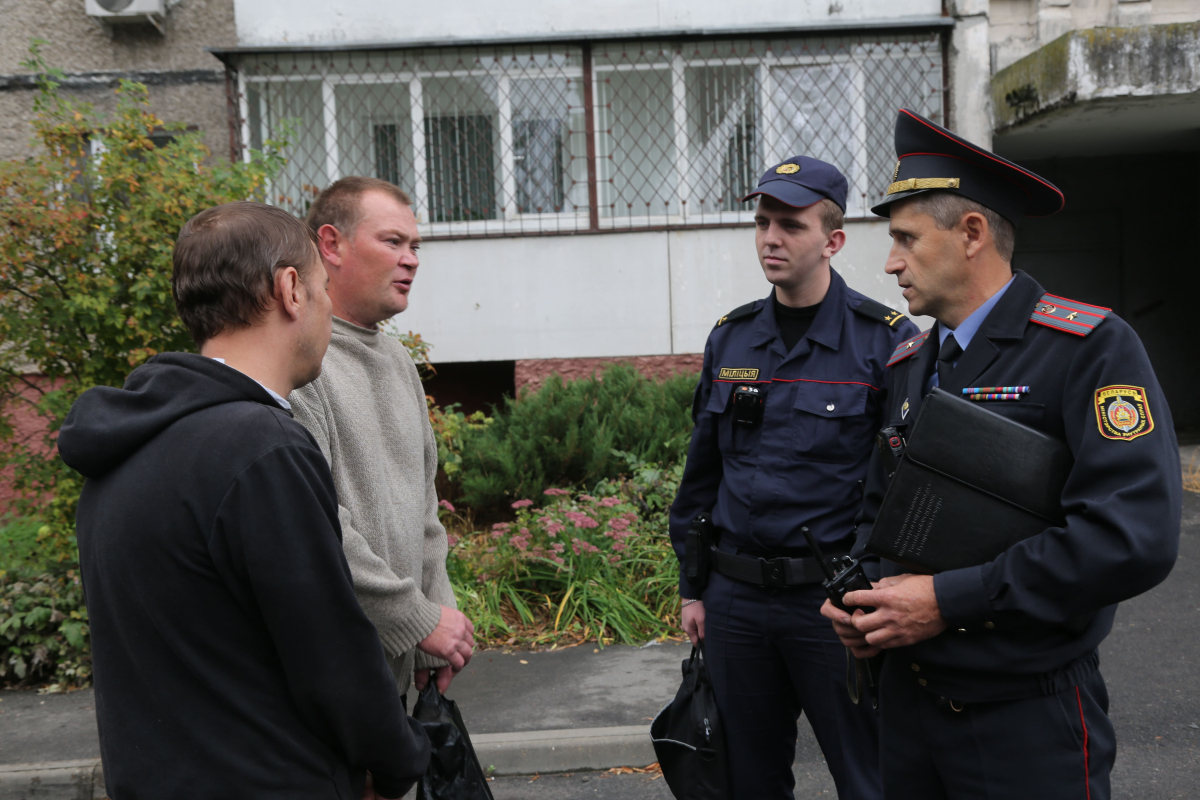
left=58, top=353, right=282, bottom=479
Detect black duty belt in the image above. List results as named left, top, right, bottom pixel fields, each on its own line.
left=712, top=548, right=847, bottom=589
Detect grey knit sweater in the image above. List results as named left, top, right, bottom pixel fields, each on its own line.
left=289, top=316, right=456, bottom=692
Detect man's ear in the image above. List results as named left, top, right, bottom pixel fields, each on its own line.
left=961, top=212, right=989, bottom=259
left=823, top=228, right=847, bottom=260
left=316, top=223, right=345, bottom=268
left=274, top=266, right=304, bottom=322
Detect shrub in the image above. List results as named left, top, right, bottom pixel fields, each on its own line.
left=446, top=447, right=686, bottom=647
left=0, top=571, right=90, bottom=688
left=454, top=364, right=697, bottom=511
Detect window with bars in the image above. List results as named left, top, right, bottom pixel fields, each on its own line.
left=235, top=32, right=943, bottom=234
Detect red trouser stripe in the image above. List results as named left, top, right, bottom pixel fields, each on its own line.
left=1076, top=686, right=1091, bottom=800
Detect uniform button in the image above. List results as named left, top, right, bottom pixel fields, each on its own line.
left=826, top=403, right=835, bottom=411
left=984, top=621, right=995, bottom=629
left=918, top=678, right=928, bottom=686
left=956, top=628, right=968, bottom=633
left=910, top=663, right=920, bottom=672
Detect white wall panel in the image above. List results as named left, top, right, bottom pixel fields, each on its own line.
left=389, top=231, right=672, bottom=362
left=235, top=0, right=944, bottom=47
left=389, top=222, right=928, bottom=364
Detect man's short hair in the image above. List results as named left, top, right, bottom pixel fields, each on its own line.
left=306, top=177, right=412, bottom=238
left=817, top=198, right=844, bottom=236
left=172, top=201, right=319, bottom=346
left=900, top=192, right=1016, bottom=261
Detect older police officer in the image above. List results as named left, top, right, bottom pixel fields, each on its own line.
left=670, top=156, right=918, bottom=799
left=823, top=109, right=1182, bottom=799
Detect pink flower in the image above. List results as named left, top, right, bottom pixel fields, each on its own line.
left=551, top=543, right=565, bottom=553
left=599, top=497, right=622, bottom=508
left=544, top=488, right=570, bottom=496
left=447, top=535, right=460, bottom=547
left=538, top=516, right=554, bottom=525
left=438, top=499, right=456, bottom=512
left=491, top=531, right=504, bottom=540
left=546, top=522, right=566, bottom=537
left=579, top=494, right=597, bottom=502
left=511, top=499, right=534, bottom=509
left=571, top=538, right=600, bottom=555
left=492, top=522, right=511, bottom=532
left=608, top=518, right=630, bottom=531
left=613, top=542, right=628, bottom=552
left=553, top=556, right=566, bottom=565
left=519, top=527, right=530, bottom=535
left=509, top=535, right=529, bottom=551
left=608, top=555, right=621, bottom=564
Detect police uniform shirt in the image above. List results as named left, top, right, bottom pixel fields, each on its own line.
left=854, top=269, right=1182, bottom=702
left=670, top=269, right=920, bottom=598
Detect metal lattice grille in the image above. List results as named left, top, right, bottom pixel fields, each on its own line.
left=233, top=32, right=943, bottom=235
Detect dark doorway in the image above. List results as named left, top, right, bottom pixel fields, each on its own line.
left=1010, top=151, right=1200, bottom=433
left=422, top=360, right=515, bottom=416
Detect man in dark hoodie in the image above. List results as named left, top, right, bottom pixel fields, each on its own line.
left=58, top=201, right=430, bottom=800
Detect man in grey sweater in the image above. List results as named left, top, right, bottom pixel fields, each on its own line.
left=290, top=177, right=474, bottom=694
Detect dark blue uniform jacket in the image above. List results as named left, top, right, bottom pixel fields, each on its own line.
left=854, top=270, right=1182, bottom=702
left=671, top=269, right=919, bottom=599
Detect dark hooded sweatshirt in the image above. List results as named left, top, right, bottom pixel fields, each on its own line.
left=58, top=353, right=429, bottom=800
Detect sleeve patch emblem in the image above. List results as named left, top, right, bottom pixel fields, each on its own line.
left=718, top=368, right=760, bottom=380
left=1095, top=385, right=1154, bottom=441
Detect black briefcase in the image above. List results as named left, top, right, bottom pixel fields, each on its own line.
left=866, top=388, right=1073, bottom=573
left=650, top=642, right=731, bottom=800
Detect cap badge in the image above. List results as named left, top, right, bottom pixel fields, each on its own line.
left=776, top=163, right=801, bottom=175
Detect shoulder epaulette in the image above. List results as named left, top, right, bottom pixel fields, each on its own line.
left=714, top=301, right=761, bottom=329
left=886, top=330, right=931, bottom=367
left=853, top=297, right=909, bottom=328
left=1029, top=293, right=1112, bottom=337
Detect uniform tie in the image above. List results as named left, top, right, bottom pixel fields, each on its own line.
left=936, top=333, right=962, bottom=389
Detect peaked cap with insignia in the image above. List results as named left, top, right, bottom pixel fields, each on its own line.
left=742, top=155, right=849, bottom=212
left=871, top=109, right=1065, bottom=225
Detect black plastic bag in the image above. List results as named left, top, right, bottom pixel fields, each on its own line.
left=650, top=642, right=732, bottom=800
left=412, top=674, right=495, bottom=800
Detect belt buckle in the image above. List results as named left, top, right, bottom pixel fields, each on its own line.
left=759, top=557, right=789, bottom=589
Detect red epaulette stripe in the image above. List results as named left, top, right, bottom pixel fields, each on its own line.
left=1032, top=310, right=1096, bottom=329
left=886, top=330, right=930, bottom=367
left=1044, top=294, right=1112, bottom=313
left=1030, top=316, right=1088, bottom=336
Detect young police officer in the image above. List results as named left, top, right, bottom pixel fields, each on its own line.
left=670, top=156, right=919, bottom=799
left=823, top=109, right=1182, bottom=799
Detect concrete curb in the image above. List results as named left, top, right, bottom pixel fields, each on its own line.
left=474, top=725, right=655, bottom=776
left=0, top=759, right=104, bottom=800
left=0, top=726, right=655, bottom=797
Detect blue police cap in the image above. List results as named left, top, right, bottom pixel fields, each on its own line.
left=742, top=155, right=848, bottom=212
left=871, top=108, right=1064, bottom=225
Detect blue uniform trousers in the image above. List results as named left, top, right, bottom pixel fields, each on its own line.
left=878, top=656, right=1115, bottom=799
left=703, top=572, right=882, bottom=800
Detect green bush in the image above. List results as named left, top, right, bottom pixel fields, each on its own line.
left=454, top=364, right=697, bottom=511
left=0, top=571, right=90, bottom=688
left=445, top=448, right=686, bottom=647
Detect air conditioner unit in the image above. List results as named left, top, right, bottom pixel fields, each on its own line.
left=85, top=0, right=167, bottom=33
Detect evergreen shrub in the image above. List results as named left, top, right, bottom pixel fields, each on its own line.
left=454, top=364, right=698, bottom=511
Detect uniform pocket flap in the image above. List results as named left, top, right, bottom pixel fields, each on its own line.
left=705, top=381, right=735, bottom=413
left=792, top=381, right=869, bottom=419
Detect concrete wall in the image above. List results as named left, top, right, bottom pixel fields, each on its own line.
left=989, top=0, right=1200, bottom=72
left=388, top=218, right=923, bottom=364
left=0, top=0, right=235, bottom=160
left=234, top=0, right=944, bottom=47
